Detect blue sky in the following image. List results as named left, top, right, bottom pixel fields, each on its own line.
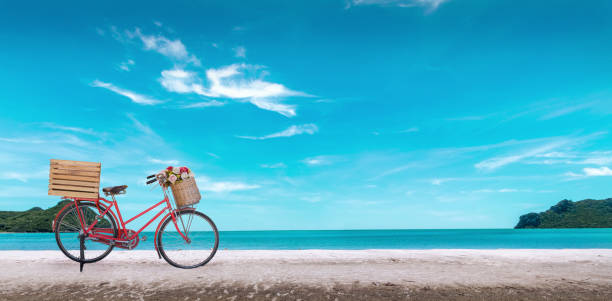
left=1, top=0, right=612, bottom=230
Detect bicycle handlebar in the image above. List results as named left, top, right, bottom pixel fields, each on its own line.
left=147, top=174, right=156, bottom=179
left=146, top=178, right=157, bottom=185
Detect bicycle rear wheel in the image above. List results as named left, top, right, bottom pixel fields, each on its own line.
left=55, top=202, right=117, bottom=263
left=157, top=210, right=219, bottom=269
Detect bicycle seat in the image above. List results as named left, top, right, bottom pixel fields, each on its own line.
left=102, top=185, right=128, bottom=195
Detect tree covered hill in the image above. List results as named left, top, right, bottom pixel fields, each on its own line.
left=515, top=198, right=612, bottom=229
left=0, top=200, right=71, bottom=232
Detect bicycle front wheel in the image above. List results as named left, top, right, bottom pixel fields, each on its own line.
left=157, top=210, right=219, bottom=269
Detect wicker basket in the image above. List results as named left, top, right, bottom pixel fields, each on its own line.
left=170, top=177, right=201, bottom=208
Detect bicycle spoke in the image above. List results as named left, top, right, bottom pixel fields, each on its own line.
left=70, top=210, right=79, bottom=227
left=85, top=207, right=91, bottom=224
left=59, top=221, right=79, bottom=232
left=79, top=207, right=88, bottom=229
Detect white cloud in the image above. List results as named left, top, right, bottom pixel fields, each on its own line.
left=126, top=114, right=156, bottom=136
left=237, top=124, right=318, bottom=140
left=148, top=158, right=179, bottom=165
left=159, top=69, right=204, bottom=94
left=41, top=122, right=98, bottom=136
left=431, top=178, right=445, bottom=185
left=540, top=102, right=594, bottom=120
left=91, top=80, right=162, bottom=105
left=233, top=46, right=246, bottom=58
left=0, top=134, right=88, bottom=147
left=535, top=151, right=572, bottom=158
left=0, top=171, right=47, bottom=183
left=261, top=162, right=287, bottom=169
left=475, top=140, right=571, bottom=171
left=583, top=166, right=612, bottom=176
left=159, top=64, right=307, bottom=117
left=127, top=28, right=200, bottom=65
left=95, top=27, right=105, bottom=36
left=399, top=127, right=419, bottom=133
left=0, top=137, right=46, bottom=144
left=118, top=59, right=135, bottom=71
left=349, top=0, right=448, bottom=12
left=205, top=64, right=304, bottom=99
left=370, top=162, right=419, bottom=180
left=303, top=158, right=324, bottom=166
left=302, top=155, right=334, bottom=166
left=581, top=156, right=612, bottom=165
left=181, top=100, right=225, bottom=109
left=249, top=98, right=296, bottom=117
left=565, top=166, right=612, bottom=178
left=196, top=177, right=260, bottom=193
left=527, top=150, right=612, bottom=166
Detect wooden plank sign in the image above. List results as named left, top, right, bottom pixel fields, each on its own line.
left=48, top=159, right=100, bottom=198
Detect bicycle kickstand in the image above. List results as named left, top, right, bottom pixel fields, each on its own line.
left=79, top=234, right=85, bottom=272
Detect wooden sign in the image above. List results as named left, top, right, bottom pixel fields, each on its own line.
left=48, top=159, right=100, bottom=198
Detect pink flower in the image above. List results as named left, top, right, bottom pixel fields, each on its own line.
left=167, top=166, right=173, bottom=171
left=169, top=174, right=178, bottom=184
left=180, top=167, right=188, bottom=173
left=181, top=172, right=189, bottom=179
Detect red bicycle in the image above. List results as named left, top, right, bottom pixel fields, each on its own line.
left=51, top=174, right=219, bottom=270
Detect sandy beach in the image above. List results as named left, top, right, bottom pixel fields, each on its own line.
left=1, top=249, right=612, bottom=300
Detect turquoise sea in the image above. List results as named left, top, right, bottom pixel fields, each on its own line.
left=1, top=229, right=612, bottom=250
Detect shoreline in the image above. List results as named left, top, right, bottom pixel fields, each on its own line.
left=1, top=249, right=611, bottom=300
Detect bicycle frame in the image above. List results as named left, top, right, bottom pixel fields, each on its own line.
left=53, top=186, right=191, bottom=255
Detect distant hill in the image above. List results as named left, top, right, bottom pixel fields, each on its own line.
left=0, top=200, right=71, bottom=232
left=515, top=198, right=612, bottom=229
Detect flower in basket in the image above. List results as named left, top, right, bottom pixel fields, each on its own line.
left=157, top=166, right=195, bottom=187
left=168, top=174, right=178, bottom=184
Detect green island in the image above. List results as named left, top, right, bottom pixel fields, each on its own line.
left=0, top=200, right=71, bottom=232
left=515, top=198, right=612, bottom=228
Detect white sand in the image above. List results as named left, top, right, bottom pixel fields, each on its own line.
left=1, top=249, right=612, bottom=291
